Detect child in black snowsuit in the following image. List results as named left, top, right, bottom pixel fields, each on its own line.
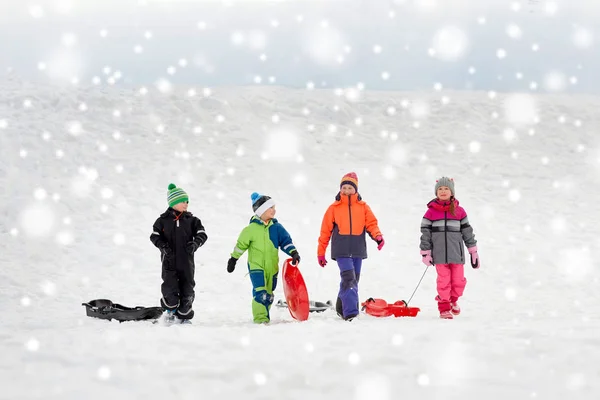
left=150, top=183, right=208, bottom=321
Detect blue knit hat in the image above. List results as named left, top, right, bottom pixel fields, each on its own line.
left=167, top=183, right=189, bottom=207
left=251, top=192, right=275, bottom=217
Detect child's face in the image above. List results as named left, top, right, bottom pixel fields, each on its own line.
left=173, top=201, right=188, bottom=212
left=436, top=186, right=452, bottom=201
left=340, top=184, right=356, bottom=196
left=261, top=206, right=276, bottom=221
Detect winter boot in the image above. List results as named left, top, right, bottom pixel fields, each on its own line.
left=336, top=297, right=343, bottom=318
left=450, top=302, right=461, bottom=316
left=440, top=310, right=453, bottom=319
left=163, top=309, right=176, bottom=323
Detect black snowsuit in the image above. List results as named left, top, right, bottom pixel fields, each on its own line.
left=150, top=208, right=207, bottom=320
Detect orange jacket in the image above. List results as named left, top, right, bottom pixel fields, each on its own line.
left=318, top=193, right=382, bottom=260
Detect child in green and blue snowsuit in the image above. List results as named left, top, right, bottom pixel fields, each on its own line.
left=227, top=192, right=301, bottom=324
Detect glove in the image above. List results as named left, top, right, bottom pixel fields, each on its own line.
left=227, top=257, right=237, bottom=273
left=317, top=256, right=327, bottom=267
left=375, top=235, right=385, bottom=251
left=185, top=241, right=199, bottom=255
left=468, top=246, right=480, bottom=269
left=420, top=249, right=433, bottom=266
left=159, top=243, right=173, bottom=259
left=291, top=251, right=301, bottom=266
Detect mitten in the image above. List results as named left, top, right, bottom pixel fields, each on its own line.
left=317, top=256, right=327, bottom=267
left=375, top=235, right=385, bottom=251
left=185, top=241, right=199, bottom=255
left=468, top=246, right=480, bottom=269
left=291, top=251, right=301, bottom=266
left=227, top=257, right=237, bottom=273
left=420, top=249, right=433, bottom=266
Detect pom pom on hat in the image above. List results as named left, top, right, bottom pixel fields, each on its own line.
left=167, top=183, right=189, bottom=207
left=434, top=177, right=455, bottom=196
left=251, top=192, right=261, bottom=204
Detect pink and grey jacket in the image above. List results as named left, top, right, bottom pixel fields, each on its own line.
left=420, top=198, right=477, bottom=264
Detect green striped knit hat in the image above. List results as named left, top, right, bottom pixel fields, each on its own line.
left=167, top=183, right=189, bottom=207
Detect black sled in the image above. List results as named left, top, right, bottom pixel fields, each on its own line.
left=82, top=299, right=163, bottom=322
left=276, top=299, right=332, bottom=313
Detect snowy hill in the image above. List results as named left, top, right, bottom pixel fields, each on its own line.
left=1, top=77, right=599, bottom=399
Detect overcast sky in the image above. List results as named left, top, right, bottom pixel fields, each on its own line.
left=0, top=0, right=598, bottom=93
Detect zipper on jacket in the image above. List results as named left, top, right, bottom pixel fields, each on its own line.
left=348, top=195, right=353, bottom=257
left=444, top=211, right=448, bottom=264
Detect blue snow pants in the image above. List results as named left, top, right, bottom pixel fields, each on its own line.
left=336, top=257, right=362, bottom=319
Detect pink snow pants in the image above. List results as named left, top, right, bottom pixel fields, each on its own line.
left=435, top=263, right=466, bottom=312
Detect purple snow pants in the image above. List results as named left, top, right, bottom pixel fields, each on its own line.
left=336, top=257, right=362, bottom=319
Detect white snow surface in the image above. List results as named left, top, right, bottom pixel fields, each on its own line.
left=1, top=78, right=600, bottom=399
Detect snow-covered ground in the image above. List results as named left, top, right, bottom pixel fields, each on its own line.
left=1, top=78, right=599, bottom=399
left=1, top=0, right=600, bottom=398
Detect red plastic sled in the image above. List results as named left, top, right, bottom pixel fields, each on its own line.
left=361, top=298, right=420, bottom=317
left=281, top=258, right=310, bottom=321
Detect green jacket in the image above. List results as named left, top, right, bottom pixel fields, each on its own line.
left=231, top=217, right=297, bottom=272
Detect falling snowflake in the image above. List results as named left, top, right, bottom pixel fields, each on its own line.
left=544, top=2, right=558, bottom=15
left=155, top=78, right=172, bottom=94
left=47, top=51, right=83, bottom=83
left=61, top=33, right=77, bottom=47
left=506, top=24, right=522, bottom=39
left=29, top=5, right=44, bottom=18
left=265, top=128, right=300, bottom=161
left=505, top=287, right=517, bottom=301
left=302, top=25, right=347, bottom=67
left=355, top=374, right=392, bottom=400
left=20, top=204, right=55, bottom=237
left=56, top=231, right=74, bottom=245
left=565, top=373, right=587, bottom=391
left=544, top=71, right=567, bottom=92
left=34, top=188, right=48, bottom=200
left=247, top=30, right=267, bottom=50
left=503, top=128, right=517, bottom=143
left=508, top=189, right=521, bottom=202
left=40, top=281, right=57, bottom=296
left=348, top=352, right=361, bottom=365
left=97, top=366, right=111, bottom=380
left=572, top=27, right=593, bottom=49
left=25, top=339, right=40, bottom=352
left=113, top=233, right=126, bottom=245
left=504, top=94, right=538, bottom=125
left=417, top=373, right=430, bottom=386
left=558, top=248, right=593, bottom=283
left=292, top=173, right=307, bottom=187
left=254, top=372, right=267, bottom=385
left=469, top=141, right=481, bottom=153
left=431, top=26, right=469, bottom=61
left=551, top=216, right=567, bottom=233
left=101, top=188, right=114, bottom=199
left=410, top=101, right=430, bottom=119
left=391, top=334, right=404, bottom=346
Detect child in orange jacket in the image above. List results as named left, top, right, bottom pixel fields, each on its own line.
left=317, top=172, right=384, bottom=320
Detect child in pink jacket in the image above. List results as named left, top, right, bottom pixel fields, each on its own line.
left=419, top=177, right=480, bottom=319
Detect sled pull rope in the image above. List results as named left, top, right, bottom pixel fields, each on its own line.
left=406, top=266, right=429, bottom=306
